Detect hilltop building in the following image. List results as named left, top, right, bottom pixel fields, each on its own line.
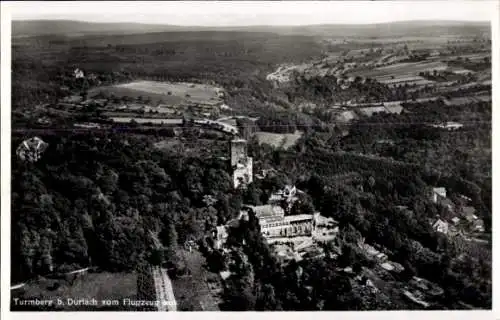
left=431, top=187, right=447, bottom=201
left=16, top=137, right=49, bottom=163
left=245, top=204, right=317, bottom=239
left=215, top=225, right=230, bottom=250
left=432, top=219, right=449, bottom=234
left=231, top=139, right=253, bottom=189
left=214, top=202, right=338, bottom=249
left=431, top=187, right=454, bottom=211
left=74, top=68, right=84, bottom=79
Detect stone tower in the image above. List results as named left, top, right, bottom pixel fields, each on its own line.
left=230, top=139, right=253, bottom=189
left=230, top=139, right=247, bottom=167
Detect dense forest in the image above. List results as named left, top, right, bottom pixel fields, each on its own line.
left=11, top=133, right=245, bottom=282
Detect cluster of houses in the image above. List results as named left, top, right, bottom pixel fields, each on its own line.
left=57, top=93, right=227, bottom=118
left=214, top=179, right=340, bottom=265
left=355, top=237, right=405, bottom=273
left=430, top=187, right=485, bottom=237
left=214, top=186, right=339, bottom=250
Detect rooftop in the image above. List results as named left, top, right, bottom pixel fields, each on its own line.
left=247, top=204, right=285, bottom=218
left=433, top=187, right=447, bottom=195
left=284, top=214, right=314, bottom=223
left=380, top=262, right=394, bottom=271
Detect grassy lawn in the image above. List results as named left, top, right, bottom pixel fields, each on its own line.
left=90, top=81, right=223, bottom=106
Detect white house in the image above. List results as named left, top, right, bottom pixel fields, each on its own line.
left=431, top=187, right=447, bottom=203
left=432, top=219, right=449, bottom=234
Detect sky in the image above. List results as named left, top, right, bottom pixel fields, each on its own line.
left=3, top=1, right=496, bottom=26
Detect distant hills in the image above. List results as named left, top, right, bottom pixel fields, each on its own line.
left=12, top=19, right=491, bottom=39
left=11, top=20, right=190, bottom=37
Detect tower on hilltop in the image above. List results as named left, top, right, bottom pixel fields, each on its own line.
left=230, top=138, right=253, bottom=189
left=231, top=139, right=247, bottom=167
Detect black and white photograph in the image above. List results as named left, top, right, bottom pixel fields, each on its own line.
left=1, top=0, right=497, bottom=316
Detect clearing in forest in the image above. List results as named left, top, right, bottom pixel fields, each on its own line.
left=90, top=80, right=224, bottom=106
left=254, top=130, right=304, bottom=150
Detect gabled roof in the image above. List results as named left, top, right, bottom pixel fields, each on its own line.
left=433, top=187, right=446, bottom=196
left=432, top=219, right=448, bottom=228
left=247, top=204, right=285, bottom=218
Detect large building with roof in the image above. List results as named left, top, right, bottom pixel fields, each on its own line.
left=244, top=204, right=318, bottom=239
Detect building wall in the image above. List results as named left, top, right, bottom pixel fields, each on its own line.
left=261, top=220, right=314, bottom=238
left=233, top=158, right=253, bottom=188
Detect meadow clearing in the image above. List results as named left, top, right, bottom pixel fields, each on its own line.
left=254, top=130, right=304, bottom=150
left=90, top=81, right=224, bottom=106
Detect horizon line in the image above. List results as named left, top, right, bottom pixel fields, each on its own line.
left=12, top=18, right=491, bottom=28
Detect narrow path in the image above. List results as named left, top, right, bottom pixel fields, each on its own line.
left=152, top=266, right=177, bottom=311
left=11, top=283, right=25, bottom=290
left=148, top=231, right=177, bottom=311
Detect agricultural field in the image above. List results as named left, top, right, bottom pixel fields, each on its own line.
left=347, top=59, right=477, bottom=87
left=357, top=61, right=448, bottom=78
left=89, top=81, right=224, bottom=106
left=254, top=130, right=304, bottom=150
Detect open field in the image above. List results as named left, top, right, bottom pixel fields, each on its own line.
left=357, top=61, right=449, bottom=78
left=345, top=59, right=476, bottom=87
left=90, top=81, right=223, bottom=106
left=11, top=272, right=138, bottom=311
left=254, top=130, right=304, bottom=150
